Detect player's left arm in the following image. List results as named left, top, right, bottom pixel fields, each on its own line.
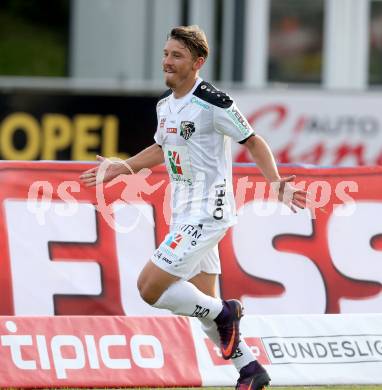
left=212, top=96, right=308, bottom=212
left=242, top=134, right=308, bottom=212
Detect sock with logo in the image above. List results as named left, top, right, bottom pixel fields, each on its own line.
left=199, top=317, right=254, bottom=371
left=152, top=280, right=223, bottom=320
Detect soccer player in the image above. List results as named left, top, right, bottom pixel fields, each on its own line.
left=80, top=25, right=308, bottom=390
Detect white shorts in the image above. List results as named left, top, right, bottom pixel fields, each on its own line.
left=151, top=223, right=228, bottom=280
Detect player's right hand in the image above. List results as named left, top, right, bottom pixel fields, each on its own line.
left=79, top=155, right=127, bottom=187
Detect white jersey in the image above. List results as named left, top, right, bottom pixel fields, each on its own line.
left=154, top=78, right=254, bottom=228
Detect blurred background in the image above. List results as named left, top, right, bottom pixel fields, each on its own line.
left=0, top=0, right=381, bottom=163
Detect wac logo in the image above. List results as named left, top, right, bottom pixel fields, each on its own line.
left=165, top=233, right=183, bottom=249
left=168, top=150, right=183, bottom=175
left=180, top=121, right=195, bottom=140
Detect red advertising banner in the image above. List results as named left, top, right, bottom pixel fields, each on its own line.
left=1, top=314, right=381, bottom=388
left=221, top=165, right=382, bottom=314
left=231, top=91, right=382, bottom=166
left=0, top=161, right=381, bottom=315
left=0, top=315, right=200, bottom=388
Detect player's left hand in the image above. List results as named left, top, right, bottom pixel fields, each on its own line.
left=271, top=175, right=309, bottom=213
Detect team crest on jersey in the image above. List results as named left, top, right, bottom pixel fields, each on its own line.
left=180, top=121, right=195, bottom=140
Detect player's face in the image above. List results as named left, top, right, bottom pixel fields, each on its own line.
left=162, top=39, right=200, bottom=90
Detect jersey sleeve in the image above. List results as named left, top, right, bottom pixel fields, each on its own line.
left=153, top=108, right=163, bottom=146
left=154, top=90, right=171, bottom=146
left=213, top=101, right=255, bottom=143
left=153, top=127, right=163, bottom=146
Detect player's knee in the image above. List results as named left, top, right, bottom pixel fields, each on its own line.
left=137, top=278, right=159, bottom=306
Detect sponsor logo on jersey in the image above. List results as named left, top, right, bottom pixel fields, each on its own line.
left=153, top=249, right=173, bottom=264
left=160, top=118, right=166, bottom=128
left=165, top=233, right=183, bottom=249
left=179, top=224, right=202, bottom=246
left=180, top=121, right=195, bottom=140
left=213, top=181, right=226, bottom=220
left=227, top=105, right=252, bottom=137
left=165, top=146, right=193, bottom=185
left=168, top=150, right=183, bottom=175
left=191, top=96, right=210, bottom=110
left=167, top=127, right=177, bottom=133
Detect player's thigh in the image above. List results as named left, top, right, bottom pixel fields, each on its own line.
left=149, top=224, right=226, bottom=295
left=151, top=224, right=226, bottom=280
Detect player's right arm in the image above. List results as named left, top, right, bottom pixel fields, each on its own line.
left=79, top=143, right=164, bottom=187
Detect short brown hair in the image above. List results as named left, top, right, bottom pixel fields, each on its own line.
left=168, top=25, right=209, bottom=59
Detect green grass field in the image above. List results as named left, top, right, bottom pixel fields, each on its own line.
left=41, top=386, right=382, bottom=390
left=101, top=387, right=382, bottom=390
left=136, top=387, right=382, bottom=390
left=144, top=387, right=382, bottom=390
left=154, top=387, right=382, bottom=390
left=2, top=385, right=382, bottom=390
left=11, top=386, right=380, bottom=390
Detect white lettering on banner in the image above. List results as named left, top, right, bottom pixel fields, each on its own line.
left=51, top=335, right=86, bottom=378
left=4, top=200, right=101, bottom=315
left=85, top=334, right=100, bottom=369
left=328, top=202, right=382, bottom=312
left=100, top=335, right=131, bottom=369
left=263, top=335, right=382, bottom=364
left=36, top=335, right=51, bottom=369
left=0, top=320, right=164, bottom=379
left=130, top=335, right=164, bottom=368
left=0, top=321, right=36, bottom=370
left=233, top=201, right=326, bottom=314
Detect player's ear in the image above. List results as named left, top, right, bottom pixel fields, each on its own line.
left=193, top=56, right=205, bottom=71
